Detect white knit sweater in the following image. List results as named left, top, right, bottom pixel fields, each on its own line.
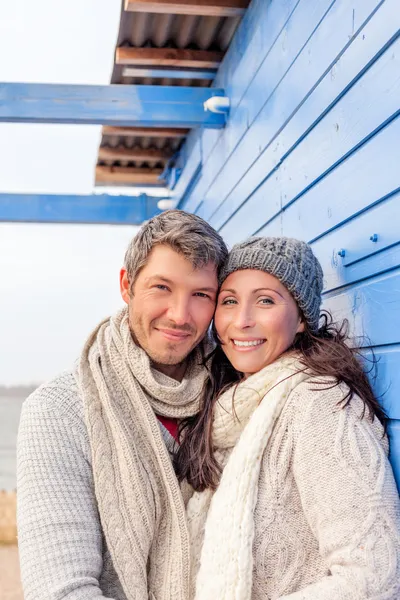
left=17, top=370, right=400, bottom=599
left=188, top=378, right=400, bottom=599
left=17, top=369, right=177, bottom=600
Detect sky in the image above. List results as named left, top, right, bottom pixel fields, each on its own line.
left=0, top=1, right=141, bottom=384
left=0, top=0, right=120, bottom=194
left=0, top=223, right=138, bottom=385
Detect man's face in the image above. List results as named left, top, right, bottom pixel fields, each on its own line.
left=120, top=245, right=218, bottom=367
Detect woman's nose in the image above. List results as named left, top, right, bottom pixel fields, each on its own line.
left=234, top=306, right=256, bottom=329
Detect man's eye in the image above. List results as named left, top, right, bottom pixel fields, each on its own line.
left=194, top=292, right=211, bottom=299
left=155, top=285, right=169, bottom=291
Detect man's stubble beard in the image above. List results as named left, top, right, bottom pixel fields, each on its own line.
left=128, top=311, right=192, bottom=367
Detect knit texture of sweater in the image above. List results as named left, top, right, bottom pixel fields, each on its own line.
left=188, top=377, right=400, bottom=599
left=78, top=309, right=206, bottom=600
left=17, top=369, right=177, bottom=600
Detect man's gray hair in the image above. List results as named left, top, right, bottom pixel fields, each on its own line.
left=124, top=209, right=228, bottom=287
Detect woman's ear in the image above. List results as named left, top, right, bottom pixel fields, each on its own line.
left=296, top=318, right=305, bottom=334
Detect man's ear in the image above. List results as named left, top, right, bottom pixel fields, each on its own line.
left=120, top=268, right=131, bottom=305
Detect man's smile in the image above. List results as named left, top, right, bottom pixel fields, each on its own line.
left=155, top=327, right=192, bottom=342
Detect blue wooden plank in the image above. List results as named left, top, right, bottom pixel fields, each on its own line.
left=258, top=115, right=400, bottom=245
left=208, top=0, right=392, bottom=227
left=188, top=0, right=301, bottom=209
left=189, top=0, right=338, bottom=216
left=255, top=123, right=400, bottom=291
left=203, top=0, right=336, bottom=209
left=0, top=193, right=162, bottom=225
left=322, top=268, right=400, bottom=348
left=387, top=420, right=400, bottom=491
left=373, top=347, right=400, bottom=420
left=172, top=136, right=202, bottom=204
left=334, top=243, right=400, bottom=292
left=199, top=0, right=301, bottom=171
left=341, top=218, right=400, bottom=267
left=192, top=0, right=385, bottom=222
left=214, top=0, right=301, bottom=115
left=311, top=192, right=400, bottom=293
left=180, top=0, right=303, bottom=213
left=219, top=26, right=400, bottom=245
left=0, top=83, right=226, bottom=129
left=203, top=0, right=396, bottom=232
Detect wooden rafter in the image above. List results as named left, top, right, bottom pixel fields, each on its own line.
left=96, top=166, right=165, bottom=185
left=121, top=66, right=216, bottom=80
left=124, top=0, right=250, bottom=17
left=98, top=146, right=172, bottom=162
left=116, top=47, right=223, bottom=69
left=102, top=126, right=189, bottom=138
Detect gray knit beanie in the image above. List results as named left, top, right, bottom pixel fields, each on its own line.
left=219, top=237, right=324, bottom=332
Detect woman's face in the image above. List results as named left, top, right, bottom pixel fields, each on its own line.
left=215, top=269, right=304, bottom=377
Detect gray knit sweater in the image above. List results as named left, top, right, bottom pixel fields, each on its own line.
left=17, top=370, right=176, bottom=600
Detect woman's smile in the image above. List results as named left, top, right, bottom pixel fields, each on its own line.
left=231, top=338, right=266, bottom=350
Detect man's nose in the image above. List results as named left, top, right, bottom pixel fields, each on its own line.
left=167, top=297, right=191, bottom=326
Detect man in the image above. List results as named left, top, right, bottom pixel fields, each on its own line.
left=17, top=210, right=227, bottom=600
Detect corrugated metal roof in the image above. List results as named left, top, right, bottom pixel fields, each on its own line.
left=95, top=2, right=247, bottom=188
left=115, top=12, right=240, bottom=53
left=98, top=131, right=177, bottom=168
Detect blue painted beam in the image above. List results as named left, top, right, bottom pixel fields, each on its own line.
left=122, top=67, right=217, bottom=80
left=0, top=83, right=226, bottom=128
left=0, top=193, right=163, bottom=225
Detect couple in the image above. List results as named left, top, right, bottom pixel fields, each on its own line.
left=17, top=210, right=400, bottom=600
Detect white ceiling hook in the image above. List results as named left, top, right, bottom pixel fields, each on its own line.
left=157, top=199, right=177, bottom=210
left=203, top=96, right=230, bottom=115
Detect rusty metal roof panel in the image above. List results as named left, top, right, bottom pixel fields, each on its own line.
left=115, top=11, right=240, bottom=50
left=95, top=2, right=247, bottom=188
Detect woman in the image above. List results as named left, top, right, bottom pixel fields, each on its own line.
left=175, top=236, right=400, bottom=600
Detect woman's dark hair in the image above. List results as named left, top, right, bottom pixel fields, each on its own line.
left=174, top=310, right=387, bottom=492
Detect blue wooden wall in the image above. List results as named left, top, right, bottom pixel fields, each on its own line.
left=177, top=0, right=400, bottom=487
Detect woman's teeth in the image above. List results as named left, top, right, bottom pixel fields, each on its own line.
left=233, top=339, right=265, bottom=347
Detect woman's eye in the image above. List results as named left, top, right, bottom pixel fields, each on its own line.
left=259, top=297, right=273, bottom=305
left=221, top=298, right=237, bottom=305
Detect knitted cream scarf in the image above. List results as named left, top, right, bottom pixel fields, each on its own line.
left=79, top=307, right=208, bottom=600
left=187, top=355, right=311, bottom=600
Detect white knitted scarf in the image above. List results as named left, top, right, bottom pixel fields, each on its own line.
left=79, top=307, right=208, bottom=600
left=187, top=355, right=311, bottom=600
